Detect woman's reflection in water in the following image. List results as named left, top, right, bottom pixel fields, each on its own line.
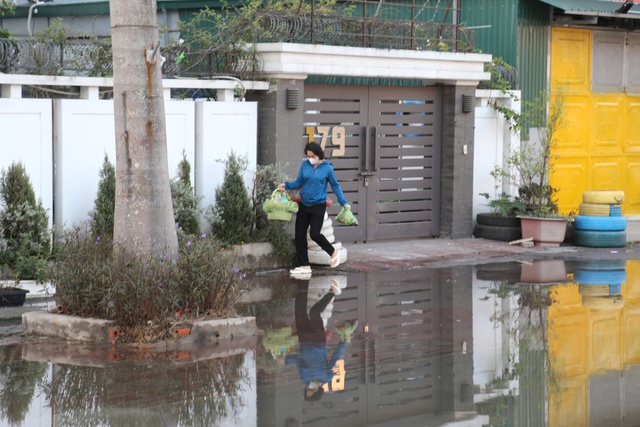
left=285, top=276, right=355, bottom=401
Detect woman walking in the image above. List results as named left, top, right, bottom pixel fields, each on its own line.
left=278, top=142, right=350, bottom=275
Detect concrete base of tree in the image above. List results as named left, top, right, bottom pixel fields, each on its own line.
left=22, top=311, right=257, bottom=345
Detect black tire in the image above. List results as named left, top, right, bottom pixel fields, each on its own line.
left=476, top=261, right=522, bottom=282
left=476, top=213, right=521, bottom=228
left=474, top=223, right=522, bottom=242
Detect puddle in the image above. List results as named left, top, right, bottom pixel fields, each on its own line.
left=1, top=259, right=640, bottom=426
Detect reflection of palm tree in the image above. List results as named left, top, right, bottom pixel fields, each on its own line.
left=0, top=345, right=48, bottom=425
left=42, top=354, right=249, bottom=426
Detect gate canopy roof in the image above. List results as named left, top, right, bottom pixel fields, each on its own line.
left=255, top=43, right=491, bottom=86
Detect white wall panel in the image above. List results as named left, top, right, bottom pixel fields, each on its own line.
left=0, top=99, right=53, bottom=228
left=195, top=101, right=258, bottom=210
left=54, top=100, right=197, bottom=229
left=166, top=101, right=196, bottom=184
left=54, top=99, right=116, bottom=229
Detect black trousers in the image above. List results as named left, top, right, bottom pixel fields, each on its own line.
left=295, top=280, right=335, bottom=344
left=295, top=203, right=335, bottom=266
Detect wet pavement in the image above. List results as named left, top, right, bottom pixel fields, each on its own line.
left=1, top=236, right=640, bottom=426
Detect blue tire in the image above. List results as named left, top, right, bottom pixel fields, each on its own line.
left=573, top=215, right=627, bottom=231
left=574, top=269, right=627, bottom=285
left=573, top=229, right=627, bottom=248
left=610, top=205, right=622, bottom=216
left=609, top=283, right=621, bottom=295
left=572, top=260, right=627, bottom=271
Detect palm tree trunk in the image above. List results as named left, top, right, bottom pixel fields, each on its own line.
left=109, top=0, right=178, bottom=258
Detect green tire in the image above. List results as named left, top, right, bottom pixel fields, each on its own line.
left=573, top=229, right=627, bottom=248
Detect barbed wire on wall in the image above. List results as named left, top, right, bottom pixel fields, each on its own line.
left=0, top=8, right=475, bottom=81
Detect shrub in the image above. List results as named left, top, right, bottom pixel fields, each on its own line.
left=48, top=223, right=251, bottom=339
left=0, top=1, right=14, bottom=39
left=210, top=152, right=252, bottom=245
left=0, top=162, right=50, bottom=276
left=250, top=163, right=295, bottom=261
left=170, top=152, right=202, bottom=236
left=89, top=154, right=116, bottom=238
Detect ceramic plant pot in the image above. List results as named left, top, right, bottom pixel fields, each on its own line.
left=520, top=260, right=567, bottom=284
left=518, top=216, right=568, bottom=247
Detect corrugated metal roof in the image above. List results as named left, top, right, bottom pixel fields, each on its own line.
left=15, top=0, right=105, bottom=5
left=539, top=0, right=640, bottom=19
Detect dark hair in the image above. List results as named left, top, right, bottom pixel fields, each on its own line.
left=304, top=142, right=325, bottom=160
left=303, top=386, right=325, bottom=402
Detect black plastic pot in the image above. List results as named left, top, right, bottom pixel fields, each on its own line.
left=0, top=288, right=29, bottom=307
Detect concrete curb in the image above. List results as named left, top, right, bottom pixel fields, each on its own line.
left=22, top=312, right=257, bottom=345
left=186, top=316, right=257, bottom=342
left=23, top=312, right=117, bottom=343
left=20, top=336, right=259, bottom=366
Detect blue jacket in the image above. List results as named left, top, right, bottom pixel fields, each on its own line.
left=285, top=160, right=348, bottom=207
left=285, top=341, right=348, bottom=385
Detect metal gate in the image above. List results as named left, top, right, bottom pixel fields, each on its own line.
left=304, top=85, right=442, bottom=242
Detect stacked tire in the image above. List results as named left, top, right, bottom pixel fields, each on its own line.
left=575, top=260, right=625, bottom=310
left=573, top=190, right=626, bottom=248
left=307, top=275, right=347, bottom=328
left=307, top=211, right=348, bottom=265
left=473, top=213, right=521, bottom=242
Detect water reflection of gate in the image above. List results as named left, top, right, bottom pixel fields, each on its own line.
left=295, top=267, right=476, bottom=426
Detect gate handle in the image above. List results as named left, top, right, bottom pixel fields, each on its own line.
left=358, top=126, right=378, bottom=176
left=371, top=126, right=378, bottom=172
left=359, top=125, right=369, bottom=175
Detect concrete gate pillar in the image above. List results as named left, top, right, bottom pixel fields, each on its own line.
left=439, top=85, right=476, bottom=239
left=247, top=78, right=306, bottom=181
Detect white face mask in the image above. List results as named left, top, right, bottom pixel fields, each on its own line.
left=309, top=157, right=319, bottom=165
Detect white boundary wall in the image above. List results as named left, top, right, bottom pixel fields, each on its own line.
left=472, top=90, right=521, bottom=224
left=0, top=75, right=267, bottom=230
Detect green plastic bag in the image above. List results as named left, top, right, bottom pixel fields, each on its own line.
left=335, top=206, right=358, bottom=226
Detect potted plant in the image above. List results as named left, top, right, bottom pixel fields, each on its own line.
left=0, top=277, right=29, bottom=307
left=493, top=92, right=571, bottom=246
left=0, top=265, right=28, bottom=307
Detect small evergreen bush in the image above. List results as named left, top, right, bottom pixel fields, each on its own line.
left=89, top=153, right=116, bottom=238
left=0, top=162, right=50, bottom=279
left=210, top=152, right=252, bottom=245
left=170, top=152, right=202, bottom=236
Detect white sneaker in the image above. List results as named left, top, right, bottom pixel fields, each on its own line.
left=330, top=278, right=342, bottom=295
left=330, top=251, right=340, bottom=268
left=290, top=266, right=312, bottom=275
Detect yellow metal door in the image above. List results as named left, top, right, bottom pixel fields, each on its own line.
left=551, top=27, right=640, bottom=215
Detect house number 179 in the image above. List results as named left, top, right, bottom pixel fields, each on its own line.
left=305, top=126, right=346, bottom=157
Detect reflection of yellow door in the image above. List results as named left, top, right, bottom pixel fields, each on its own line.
left=547, top=261, right=640, bottom=426
left=551, top=28, right=640, bottom=215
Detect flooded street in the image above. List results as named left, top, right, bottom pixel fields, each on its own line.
left=1, top=258, right=640, bottom=426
